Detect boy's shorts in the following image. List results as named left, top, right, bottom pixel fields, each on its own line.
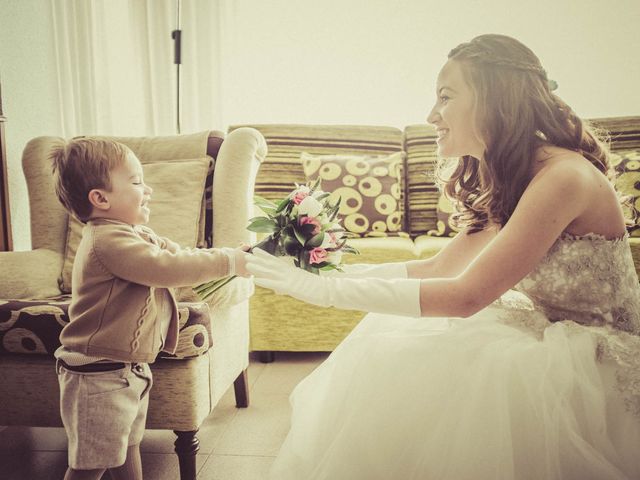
left=57, top=360, right=153, bottom=470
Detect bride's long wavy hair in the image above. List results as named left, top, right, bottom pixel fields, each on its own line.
left=440, top=34, right=612, bottom=233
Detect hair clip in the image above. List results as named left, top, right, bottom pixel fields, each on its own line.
left=548, top=79, right=558, bottom=91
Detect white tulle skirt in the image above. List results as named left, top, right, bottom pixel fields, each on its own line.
left=270, top=303, right=640, bottom=480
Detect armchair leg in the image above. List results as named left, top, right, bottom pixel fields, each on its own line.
left=259, top=351, right=276, bottom=363
left=234, top=368, right=250, bottom=408
left=174, top=429, right=199, bottom=480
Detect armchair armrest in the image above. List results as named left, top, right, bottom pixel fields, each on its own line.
left=206, top=127, right=266, bottom=308
left=0, top=248, right=63, bottom=299
left=212, top=127, right=267, bottom=248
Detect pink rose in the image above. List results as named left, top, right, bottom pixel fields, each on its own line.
left=292, top=191, right=309, bottom=205
left=309, top=247, right=328, bottom=265
left=299, top=216, right=321, bottom=235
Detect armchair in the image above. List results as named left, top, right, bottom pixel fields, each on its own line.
left=0, top=127, right=267, bottom=479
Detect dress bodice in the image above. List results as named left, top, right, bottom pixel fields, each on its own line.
left=515, top=232, right=640, bottom=334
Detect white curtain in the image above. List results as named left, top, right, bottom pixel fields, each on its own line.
left=50, top=0, right=223, bottom=137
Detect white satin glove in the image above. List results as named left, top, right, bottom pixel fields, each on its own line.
left=246, top=249, right=422, bottom=317
left=322, top=262, right=408, bottom=279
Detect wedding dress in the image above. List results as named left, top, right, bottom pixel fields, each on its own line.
left=269, top=232, right=640, bottom=480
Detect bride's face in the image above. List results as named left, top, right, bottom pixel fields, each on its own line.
left=427, top=60, right=485, bottom=160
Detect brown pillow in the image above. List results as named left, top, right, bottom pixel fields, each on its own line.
left=427, top=193, right=461, bottom=238
left=301, top=152, right=406, bottom=237
left=60, top=158, right=211, bottom=293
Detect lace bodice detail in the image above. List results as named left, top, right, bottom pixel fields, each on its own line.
left=515, top=232, right=640, bottom=334
left=498, top=232, right=640, bottom=415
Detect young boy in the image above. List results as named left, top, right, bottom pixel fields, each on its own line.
left=51, top=138, right=250, bottom=480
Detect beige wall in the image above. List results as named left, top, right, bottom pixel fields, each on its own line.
left=218, top=0, right=640, bottom=126
left=1, top=0, right=639, bottom=250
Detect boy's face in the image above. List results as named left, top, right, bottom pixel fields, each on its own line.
left=92, top=151, right=152, bottom=225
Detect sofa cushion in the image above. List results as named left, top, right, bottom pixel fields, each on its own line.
left=0, top=296, right=214, bottom=360
left=404, top=124, right=441, bottom=237
left=0, top=249, right=63, bottom=299
left=611, top=149, right=640, bottom=237
left=414, top=234, right=454, bottom=260
left=347, top=236, right=417, bottom=264
left=301, top=151, right=406, bottom=237
left=60, top=158, right=211, bottom=293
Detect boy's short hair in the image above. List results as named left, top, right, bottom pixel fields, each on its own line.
left=51, top=138, right=129, bottom=222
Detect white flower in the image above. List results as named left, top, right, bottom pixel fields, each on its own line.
left=327, top=250, right=343, bottom=265
left=298, top=195, right=323, bottom=217
left=320, top=233, right=334, bottom=249
left=290, top=185, right=310, bottom=197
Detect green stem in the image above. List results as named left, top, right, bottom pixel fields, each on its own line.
left=193, top=235, right=279, bottom=301
left=196, top=275, right=238, bottom=301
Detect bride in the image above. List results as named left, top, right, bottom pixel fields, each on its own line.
left=247, top=34, right=640, bottom=480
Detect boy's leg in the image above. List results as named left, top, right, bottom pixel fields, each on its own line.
left=107, top=444, right=143, bottom=480
left=63, top=467, right=107, bottom=480
left=108, top=365, right=151, bottom=480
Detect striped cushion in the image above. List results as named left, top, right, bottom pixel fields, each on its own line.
left=229, top=124, right=405, bottom=208
left=590, top=117, right=640, bottom=151
left=404, top=124, right=440, bottom=236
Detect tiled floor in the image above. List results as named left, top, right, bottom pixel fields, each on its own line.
left=0, top=351, right=329, bottom=480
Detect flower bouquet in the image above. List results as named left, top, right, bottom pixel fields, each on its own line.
left=194, top=179, right=358, bottom=301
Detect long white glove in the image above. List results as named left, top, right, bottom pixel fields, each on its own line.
left=246, top=249, right=422, bottom=317
left=323, top=261, right=408, bottom=279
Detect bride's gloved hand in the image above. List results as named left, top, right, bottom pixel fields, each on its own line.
left=246, top=249, right=422, bottom=317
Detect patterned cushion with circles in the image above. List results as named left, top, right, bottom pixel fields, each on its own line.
left=301, top=151, right=407, bottom=237
left=612, top=149, right=640, bottom=237
left=0, top=297, right=214, bottom=360
left=427, top=193, right=461, bottom=237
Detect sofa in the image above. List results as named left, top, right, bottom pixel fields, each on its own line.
left=0, top=128, right=267, bottom=479
left=231, top=117, right=640, bottom=362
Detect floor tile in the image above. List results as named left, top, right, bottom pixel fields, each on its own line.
left=0, top=426, right=68, bottom=453
left=251, top=352, right=329, bottom=396
left=141, top=387, right=240, bottom=455
left=198, top=454, right=275, bottom=480
left=213, top=392, right=292, bottom=457
left=247, top=352, right=268, bottom=389
left=0, top=451, right=68, bottom=480
left=140, top=452, right=209, bottom=479
left=0, top=450, right=209, bottom=480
